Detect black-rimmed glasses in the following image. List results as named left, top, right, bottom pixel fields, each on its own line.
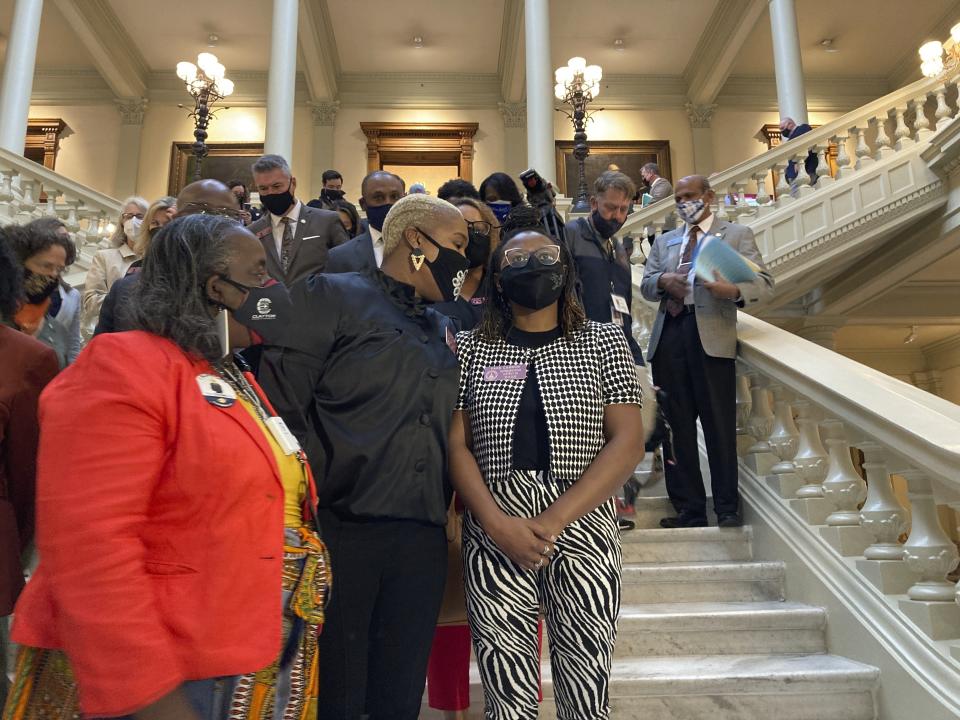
left=502, top=245, right=561, bottom=268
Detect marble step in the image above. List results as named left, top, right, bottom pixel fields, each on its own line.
left=621, top=560, right=785, bottom=604
left=621, top=526, right=752, bottom=564
left=628, top=496, right=720, bottom=530
left=615, top=601, right=826, bottom=657
left=538, top=654, right=879, bottom=720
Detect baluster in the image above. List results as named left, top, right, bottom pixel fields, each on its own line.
left=820, top=421, right=867, bottom=525
left=44, top=187, right=61, bottom=217
left=814, top=144, right=833, bottom=186
left=934, top=84, right=953, bottom=129
left=911, top=95, right=933, bottom=140
left=872, top=114, right=894, bottom=160
left=831, top=134, right=851, bottom=180
left=15, top=179, right=38, bottom=223
left=64, top=198, right=80, bottom=234
left=793, top=403, right=828, bottom=498
left=773, top=163, right=793, bottom=204
left=851, top=126, right=873, bottom=170
left=793, top=150, right=813, bottom=195
left=0, top=170, right=14, bottom=221
left=745, top=375, right=774, bottom=455
left=896, top=469, right=960, bottom=639
left=892, top=106, right=913, bottom=151
left=859, top=443, right=909, bottom=560
left=715, top=186, right=730, bottom=221
left=734, top=366, right=753, bottom=458
left=767, top=385, right=800, bottom=474
left=753, top=173, right=770, bottom=206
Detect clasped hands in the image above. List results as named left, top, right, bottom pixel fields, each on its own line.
left=485, top=512, right=562, bottom=572
left=658, top=270, right=740, bottom=302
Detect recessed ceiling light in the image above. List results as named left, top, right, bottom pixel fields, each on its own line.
left=613, top=38, right=625, bottom=51
left=207, top=33, right=219, bottom=48
left=413, top=35, right=424, bottom=49
left=818, top=38, right=839, bottom=53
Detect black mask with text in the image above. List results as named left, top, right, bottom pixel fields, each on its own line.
left=499, top=258, right=565, bottom=310
left=218, top=276, right=293, bottom=345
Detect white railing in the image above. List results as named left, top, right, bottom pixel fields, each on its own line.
left=624, top=73, right=960, bottom=282
left=0, top=146, right=121, bottom=286
left=731, top=313, right=960, bottom=711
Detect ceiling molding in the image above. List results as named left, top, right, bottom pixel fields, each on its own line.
left=683, top=0, right=766, bottom=106
left=299, top=0, right=340, bottom=101
left=146, top=70, right=313, bottom=107
left=31, top=69, right=115, bottom=105
left=598, top=74, right=688, bottom=109
left=887, top=0, right=960, bottom=90
left=497, top=0, right=525, bottom=103
left=51, top=0, right=149, bottom=99
left=716, top=75, right=892, bottom=112
left=923, top=332, right=960, bottom=359
left=337, top=72, right=502, bottom=109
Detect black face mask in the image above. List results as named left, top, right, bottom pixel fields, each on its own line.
left=23, top=269, right=59, bottom=305
left=321, top=188, right=345, bottom=202
left=417, top=229, right=470, bottom=302
left=466, top=228, right=491, bottom=269
left=499, top=258, right=565, bottom=310
left=365, top=203, right=392, bottom=232
left=217, top=276, right=292, bottom=345
left=260, top=184, right=295, bottom=216
left=590, top=209, right=624, bottom=240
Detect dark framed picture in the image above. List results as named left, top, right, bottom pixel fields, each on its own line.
left=555, top=140, right=672, bottom=198
left=168, top=142, right=265, bottom=196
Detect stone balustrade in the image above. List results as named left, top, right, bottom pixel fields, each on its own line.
left=734, top=312, right=960, bottom=651
left=0, top=146, right=121, bottom=286
left=622, top=73, right=960, bottom=300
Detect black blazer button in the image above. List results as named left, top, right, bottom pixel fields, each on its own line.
left=419, top=413, right=431, bottom=426
left=415, top=459, right=426, bottom=472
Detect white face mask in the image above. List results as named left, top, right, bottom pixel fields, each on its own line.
left=123, top=217, right=142, bottom=243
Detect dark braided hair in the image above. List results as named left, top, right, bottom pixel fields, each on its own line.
left=477, top=205, right=585, bottom=343
left=0, top=225, right=25, bottom=321
left=132, top=214, right=242, bottom=363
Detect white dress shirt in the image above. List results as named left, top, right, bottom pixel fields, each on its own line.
left=269, top=200, right=302, bottom=258
left=371, top=226, right=385, bottom=267
left=677, top=212, right=715, bottom=306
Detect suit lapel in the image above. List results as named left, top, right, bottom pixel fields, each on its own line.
left=364, top=234, right=377, bottom=268
left=285, top=206, right=309, bottom=269
left=255, top=220, right=280, bottom=267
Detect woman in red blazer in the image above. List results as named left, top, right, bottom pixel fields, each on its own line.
left=5, top=215, right=328, bottom=720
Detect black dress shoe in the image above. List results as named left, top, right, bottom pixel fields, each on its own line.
left=659, top=515, right=708, bottom=529
left=618, top=517, right=636, bottom=532
left=717, top=513, right=743, bottom=528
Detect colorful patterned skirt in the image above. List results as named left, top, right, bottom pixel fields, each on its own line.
left=2, top=526, right=330, bottom=720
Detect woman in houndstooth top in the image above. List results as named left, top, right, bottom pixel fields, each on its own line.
left=448, top=217, right=645, bottom=719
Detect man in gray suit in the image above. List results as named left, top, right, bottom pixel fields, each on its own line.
left=249, top=154, right=348, bottom=285
left=641, top=162, right=673, bottom=202
left=641, top=175, right=774, bottom=528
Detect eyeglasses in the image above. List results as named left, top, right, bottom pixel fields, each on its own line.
left=467, top=220, right=495, bottom=237
left=121, top=212, right=145, bottom=221
left=502, top=245, right=561, bottom=268
left=179, top=202, right=245, bottom=221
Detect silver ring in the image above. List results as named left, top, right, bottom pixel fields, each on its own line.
left=535, top=558, right=544, bottom=569
left=542, top=544, right=550, bottom=556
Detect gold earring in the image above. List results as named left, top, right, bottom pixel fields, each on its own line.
left=411, top=247, right=425, bottom=271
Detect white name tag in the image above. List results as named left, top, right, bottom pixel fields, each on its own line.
left=611, top=294, right=630, bottom=314
left=266, top=416, right=301, bottom=455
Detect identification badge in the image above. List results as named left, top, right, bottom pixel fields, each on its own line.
left=611, top=294, right=630, bottom=314
left=266, top=416, right=301, bottom=455
left=483, top=364, right=528, bottom=382
left=196, top=374, right=236, bottom=408
left=611, top=306, right=623, bottom=326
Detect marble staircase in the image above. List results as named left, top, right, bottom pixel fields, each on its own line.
left=420, top=494, right=880, bottom=719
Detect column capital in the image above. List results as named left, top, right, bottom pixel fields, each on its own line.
left=310, top=100, right=340, bottom=127
left=685, top=102, right=717, bottom=129
left=795, top=317, right=846, bottom=350
left=115, top=97, right=148, bottom=125
left=498, top=101, right=527, bottom=128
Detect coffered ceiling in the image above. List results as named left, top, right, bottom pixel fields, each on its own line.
left=2, top=0, right=958, bottom=108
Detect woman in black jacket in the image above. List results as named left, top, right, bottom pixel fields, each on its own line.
left=259, top=193, right=471, bottom=720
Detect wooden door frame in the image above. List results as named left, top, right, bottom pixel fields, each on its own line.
left=360, top=122, right=479, bottom=182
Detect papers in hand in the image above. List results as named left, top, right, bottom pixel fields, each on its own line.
left=641, top=193, right=653, bottom=207
left=694, top=234, right=760, bottom=284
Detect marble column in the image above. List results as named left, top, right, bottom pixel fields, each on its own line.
left=499, top=102, right=528, bottom=180
left=768, top=0, right=808, bottom=124
left=265, top=0, right=298, bottom=160
left=310, top=101, right=339, bottom=200
left=685, top=103, right=716, bottom=176
left=0, top=0, right=43, bottom=154
left=523, top=0, right=555, bottom=182
left=113, top=98, right=147, bottom=198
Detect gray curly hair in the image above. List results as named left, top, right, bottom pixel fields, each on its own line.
left=381, top=194, right=462, bottom=256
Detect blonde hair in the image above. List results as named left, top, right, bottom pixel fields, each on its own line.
left=381, top=194, right=462, bottom=256
left=134, top=196, right=176, bottom=256
left=109, top=196, right=149, bottom=248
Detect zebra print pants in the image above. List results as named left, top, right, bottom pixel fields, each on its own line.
left=462, top=470, right=622, bottom=720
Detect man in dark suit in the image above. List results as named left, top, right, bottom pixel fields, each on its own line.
left=780, top=117, right=819, bottom=185
left=326, top=170, right=405, bottom=275
left=248, top=154, right=348, bottom=285
left=641, top=175, right=775, bottom=528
